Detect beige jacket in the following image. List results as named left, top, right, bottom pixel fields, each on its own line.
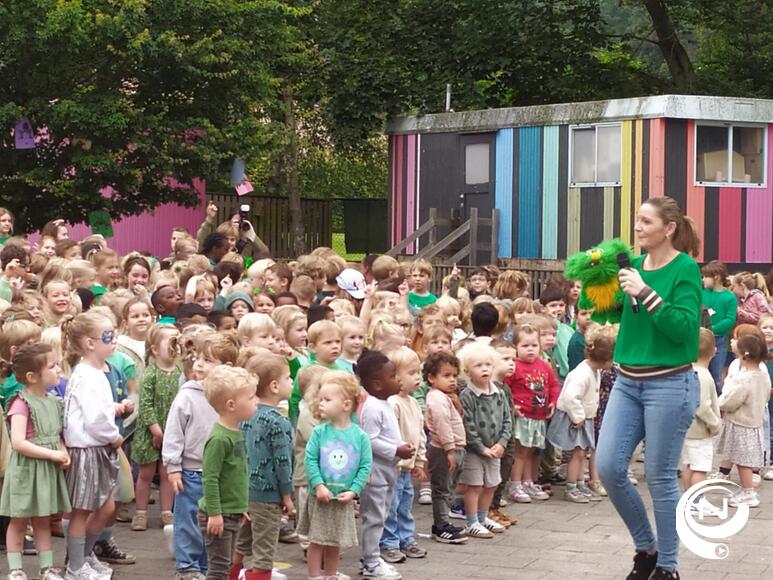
left=719, top=369, right=771, bottom=428
left=685, top=366, right=721, bottom=439
left=389, top=394, right=427, bottom=470
left=425, top=389, right=466, bottom=451
left=556, top=360, right=600, bottom=424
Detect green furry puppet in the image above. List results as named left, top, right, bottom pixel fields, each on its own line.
left=564, top=238, right=634, bottom=325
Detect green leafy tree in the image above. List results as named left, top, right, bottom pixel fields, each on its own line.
left=0, top=0, right=297, bottom=231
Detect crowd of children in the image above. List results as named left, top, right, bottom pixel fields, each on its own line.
left=0, top=206, right=772, bottom=580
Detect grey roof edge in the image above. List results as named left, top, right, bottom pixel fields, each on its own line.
left=386, top=94, right=773, bottom=134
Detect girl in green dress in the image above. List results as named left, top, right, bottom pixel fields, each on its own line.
left=0, top=343, right=71, bottom=580
left=130, top=324, right=181, bottom=531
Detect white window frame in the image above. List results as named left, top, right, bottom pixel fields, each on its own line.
left=569, top=122, right=622, bottom=187
left=694, top=121, right=767, bottom=188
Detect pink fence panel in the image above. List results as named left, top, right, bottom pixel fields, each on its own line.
left=30, top=179, right=207, bottom=258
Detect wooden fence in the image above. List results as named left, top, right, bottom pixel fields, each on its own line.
left=206, top=193, right=332, bottom=259
left=429, top=260, right=564, bottom=299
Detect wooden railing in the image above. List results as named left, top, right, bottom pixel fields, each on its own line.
left=387, top=207, right=499, bottom=266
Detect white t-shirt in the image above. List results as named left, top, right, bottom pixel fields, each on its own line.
left=64, top=362, right=120, bottom=448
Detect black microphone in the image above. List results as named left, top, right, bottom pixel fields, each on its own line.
left=616, top=252, right=639, bottom=313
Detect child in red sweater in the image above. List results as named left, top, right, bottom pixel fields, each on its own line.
left=504, top=324, right=560, bottom=503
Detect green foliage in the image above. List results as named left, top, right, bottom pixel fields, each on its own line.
left=0, top=0, right=301, bottom=231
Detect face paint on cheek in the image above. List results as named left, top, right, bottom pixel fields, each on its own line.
left=100, top=330, right=115, bottom=344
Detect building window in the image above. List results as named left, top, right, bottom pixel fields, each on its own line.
left=570, top=124, right=621, bottom=186
left=695, top=123, right=766, bottom=186
left=465, top=143, right=490, bottom=185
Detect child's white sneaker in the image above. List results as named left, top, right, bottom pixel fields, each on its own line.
left=417, top=488, right=432, bottom=505
left=7, top=570, right=28, bottom=580
left=360, top=558, right=401, bottom=579
left=463, top=521, right=494, bottom=539
left=752, top=473, right=762, bottom=487
left=524, top=481, right=550, bottom=501
left=729, top=490, right=760, bottom=508
left=480, top=517, right=505, bottom=534
left=42, top=568, right=65, bottom=580
left=507, top=483, right=531, bottom=503
left=84, top=555, right=112, bottom=578
left=577, top=482, right=603, bottom=502
left=764, top=467, right=773, bottom=481
left=627, top=468, right=639, bottom=485
left=564, top=487, right=589, bottom=504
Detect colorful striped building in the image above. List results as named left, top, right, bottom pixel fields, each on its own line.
left=386, top=95, right=773, bottom=266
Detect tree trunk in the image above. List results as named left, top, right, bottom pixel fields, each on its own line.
left=642, top=0, right=696, bottom=92
left=284, top=90, right=305, bottom=256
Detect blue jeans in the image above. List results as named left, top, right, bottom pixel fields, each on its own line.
left=173, top=470, right=208, bottom=573
left=380, top=470, right=415, bottom=549
left=596, top=370, right=698, bottom=572
left=708, top=335, right=728, bottom=392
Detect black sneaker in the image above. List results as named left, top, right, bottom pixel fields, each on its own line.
left=651, top=568, right=679, bottom=580
left=626, top=551, right=658, bottom=580
left=431, top=523, right=468, bottom=544
left=93, top=538, right=136, bottom=565
left=278, top=525, right=299, bottom=544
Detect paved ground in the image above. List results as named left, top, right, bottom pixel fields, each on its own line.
left=6, top=463, right=773, bottom=579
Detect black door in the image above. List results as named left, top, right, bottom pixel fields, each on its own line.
left=459, top=133, right=494, bottom=264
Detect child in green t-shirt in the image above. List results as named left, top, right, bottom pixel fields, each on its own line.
left=407, top=259, right=437, bottom=317
left=199, top=365, right=258, bottom=580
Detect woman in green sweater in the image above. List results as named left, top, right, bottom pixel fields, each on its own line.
left=596, top=196, right=702, bottom=580
left=700, top=260, right=737, bottom=390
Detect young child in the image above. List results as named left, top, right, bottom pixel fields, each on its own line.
left=131, top=324, right=182, bottom=531
left=547, top=330, right=614, bottom=503
left=680, top=329, right=722, bottom=490
left=701, top=261, right=738, bottom=388
left=62, top=311, right=124, bottom=579
left=566, top=309, right=595, bottom=373
left=152, top=285, right=183, bottom=324
left=538, top=285, right=573, bottom=380
left=760, top=314, right=773, bottom=480
left=300, top=371, right=372, bottom=580
left=232, top=353, right=294, bottom=580
left=716, top=334, right=771, bottom=507
left=0, top=344, right=70, bottom=580
left=238, top=313, right=279, bottom=352
left=163, top=333, right=239, bottom=580
left=379, top=348, right=428, bottom=563
left=292, top=366, right=326, bottom=551
left=289, top=320, right=345, bottom=423
left=407, top=259, right=437, bottom=317
left=466, top=269, right=491, bottom=300
left=198, top=365, right=258, bottom=580
left=357, top=351, right=414, bottom=580
left=337, top=316, right=366, bottom=374
left=456, top=342, right=512, bottom=538
left=488, top=339, right=518, bottom=528
left=505, top=324, right=560, bottom=503
left=226, top=292, right=255, bottom=323
left=423, top=352, right=467, bottom=544
left=264, top=263, right=293, bottom=295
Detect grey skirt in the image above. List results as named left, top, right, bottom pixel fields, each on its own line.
left=546, top=411, right=595, bottom=451
left=297, top=493, right=358, bottom=548
left=65, top=446, right=120, bottom=511
left=715, top=421, right=766, bottom=468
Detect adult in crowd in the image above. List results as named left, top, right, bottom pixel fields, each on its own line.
left=596, top=196, right=702, bottom=580
left=196, top=203, right=270, bottom=260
